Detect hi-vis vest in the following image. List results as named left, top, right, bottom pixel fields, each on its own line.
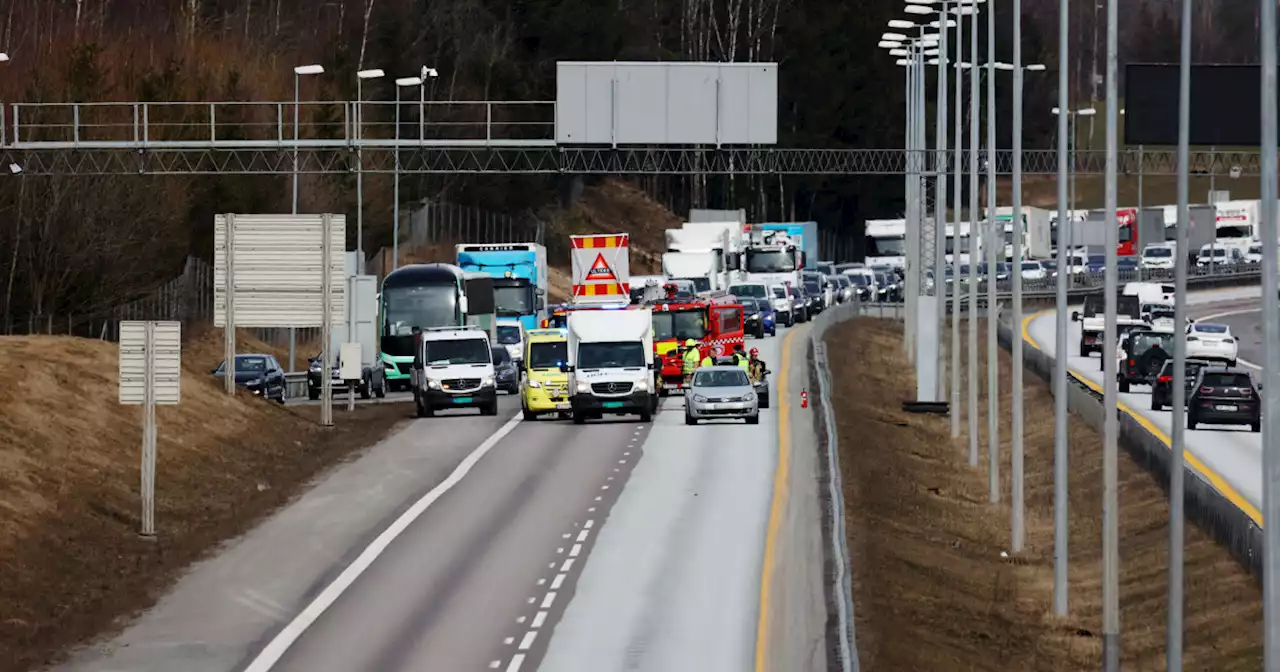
left=683, top=347, right=701, bottom=374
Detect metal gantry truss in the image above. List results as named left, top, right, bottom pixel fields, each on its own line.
left=0, top=146, right=1266, bottom=176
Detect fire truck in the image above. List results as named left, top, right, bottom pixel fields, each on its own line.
left=648, top=289, right=746, bottom=395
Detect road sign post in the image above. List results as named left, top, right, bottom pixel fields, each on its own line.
left=119, top=320, right=181, bottom=537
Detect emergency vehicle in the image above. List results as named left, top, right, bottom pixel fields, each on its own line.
left=540, top=301, right=633, bottom=329
left=647, top=288, right=746, bottom=394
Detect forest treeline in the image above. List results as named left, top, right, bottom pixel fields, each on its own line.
left=0, top=0, right=1258, bottom=330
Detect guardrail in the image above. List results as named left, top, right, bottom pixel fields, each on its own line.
left=284, top=372, right=308, bottom=400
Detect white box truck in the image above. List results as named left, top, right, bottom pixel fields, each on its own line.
left=564, top=307, right=656, bottom=423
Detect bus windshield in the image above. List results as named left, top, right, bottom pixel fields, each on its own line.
left=383, top=284, right=459, bottom=335
left=652, top=310, right=707, bottom=341
left=746, top=249, right=797, bottom=273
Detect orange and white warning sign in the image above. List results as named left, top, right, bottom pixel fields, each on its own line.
left=571, top=234, right=630, bottom=302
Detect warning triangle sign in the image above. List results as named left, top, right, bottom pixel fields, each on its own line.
left=585, top=253, right=618, bottom=282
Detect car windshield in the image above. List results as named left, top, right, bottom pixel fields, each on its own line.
left=849, top=275, right=869, bottom=286
left=1144, top=247, right=1173, bottom=258
left=771, top=286, right=787, bottom=298
left=423, top=338, right=491, bottom=365
left=730, top=284, right=768, bottom=298
left=756, top=299, right=773, bottom=311
left=1149, top=308, right=1174, bottom=320
left=496, top=325, right=521, bottom=344
left=1194, top=323, right=1228, bottom=334
left=1130, top=332, right=1173, bottom=354
left=1088, top=255, right=1106, bottom=265
left=1201, top=372, right=1253, bottom=388
left=803, top=281, right=821, bottom=293
left=1251, top=245, right=1264, bottom=254
left=693, top=369, right=751, bottom=387
left=578, top=342, right=647, bottom=369
left=528, top=341, right=568, bottom=369
left=1022, top=262, right=1040, bottom=270
left=1042, top=260, right=1058, bottom=270
left=652, top=310, right=707, bottom=341
left=1201, top=248, right=1229, bottom=258
left=490, top=347, right=511, bottom=364
left=234, top=356, right=267, bottom=372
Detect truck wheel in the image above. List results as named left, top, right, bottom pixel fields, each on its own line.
left=1078, top=341, right=1088, bottom=357
left=685, top=411, right=697, bottom=426
left=481, top=401, right=498, bottom=416
left=374, top=380, right=386, bottom=398
left=522, top=409, right=538, bottom=421
left=759, top=393, right=770, bottom=409
left=572, top=412, right=586, bottom=425
left=639, top=408, right=652, bottom=423
left=360, top=380, right=372, bottom=400
left=415, top=396, right=432, bottom=418
left=1118, top=378, right=1130, bottom=394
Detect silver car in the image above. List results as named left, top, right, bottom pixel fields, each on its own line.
left=684, top=366, right=760, bottom=425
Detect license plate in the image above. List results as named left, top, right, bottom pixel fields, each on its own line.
left=1217, top=404, right=1238, bottom=412
left=453, top=397, right=473, bottom=404
left=602, top=401, right=625, bottom=409
left=556, top=403, right=571, bottom=410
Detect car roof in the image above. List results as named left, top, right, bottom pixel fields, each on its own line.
left=421, top=329, right=490, bottom=342
left=694, top=365, right=749, bottom=374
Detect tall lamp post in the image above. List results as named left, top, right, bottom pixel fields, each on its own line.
left=355, top=68, right=385, bottom=276
left=419, top=66, right=440, bottom=143
left=291, top=63, right=324, bottom=373
left=392, top=75, right=424, bottom=273
left=1051, top=107, right=1096, bottom=267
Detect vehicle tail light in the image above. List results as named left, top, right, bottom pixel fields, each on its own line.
left=1201, top=387, right=1214, bottom=394
left=1158, top=375, right=1172, bottom=383
left=1128, top=359, right=1135, bottom=367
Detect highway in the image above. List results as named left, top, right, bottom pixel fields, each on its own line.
left=1024, top=285, right=1264, bottom=523
left=57, top=322, right=819, bottom=672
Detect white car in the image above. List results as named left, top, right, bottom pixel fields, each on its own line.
left=1141, top=303, right=1177, bottom=331
left=1019, top=260, right=1048, bottom=281
left=1140, top=243, right=1177, bottom=270
left=1246, top=242, right=1264, bottom=265
left=1185, top=322, right=1239, bottom=366
left=1197, top=244, right=1244, bottom=269
left=768, top=283, right=795, bottom=326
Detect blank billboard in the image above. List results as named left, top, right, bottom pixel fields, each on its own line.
left=556, top=61, right=778, bottom=146
left=1125, top=64, right=1267, bottom=146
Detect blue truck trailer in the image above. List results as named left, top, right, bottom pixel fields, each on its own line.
left=455, top=243, right=549, bottom=333
left=759, top=222, right=819, bottom=265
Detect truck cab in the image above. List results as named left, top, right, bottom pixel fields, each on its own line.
left=521, top=328, right=571, bottom=420
left=411, top=325, right=499, bottom=417
left=563, top=308, right=656, bottom=424
left=455, top=243, right=548, bottom=334
left=1072, top=293, right=1145, bottom=356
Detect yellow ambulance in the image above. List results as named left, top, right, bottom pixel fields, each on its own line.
left=521, top=328, right=571, bottom=420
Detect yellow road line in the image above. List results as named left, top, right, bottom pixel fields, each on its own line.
left=754, top=326, right=797, bottom=672
left=1021, top=310, right=1263, bottom=525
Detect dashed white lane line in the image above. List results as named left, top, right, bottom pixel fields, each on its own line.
left=490, top=661, right=501, bottom=669
left=505, top=654, right=526, bottom=672
left=536, top=578, right=546, bottom=586
left=584, top=519, right=595, bottom=529
left=576, top=529, right=589, bottom=542
left=588, top=507, right=596, bottom=512
left=541, top=592, right=557, bottom=609
left=561, top=558, right=575, bottom=572
left=519, top=631, right=537, bottom=650
left=569, top=544, right=582, bottom=557
left=504, top=636, right=515, bottom=645
left=526, top=597, right=535, bottom=604
left=532, top=611, right=548, bottom=628
left=516, top=616, right=527, bottom=624
left=551, top=573, right=567, bottom=590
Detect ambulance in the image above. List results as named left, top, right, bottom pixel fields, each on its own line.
left=520, top=328, right=572, bottom=420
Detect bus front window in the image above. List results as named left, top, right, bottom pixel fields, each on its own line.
left=383, top=285, right=459, bottom=335
left=745, top=250, right=797, bottom=273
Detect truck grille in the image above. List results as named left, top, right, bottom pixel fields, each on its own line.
left=442, top=378, right=482, bottom=391
left=591, top=382, right=633, bottom=395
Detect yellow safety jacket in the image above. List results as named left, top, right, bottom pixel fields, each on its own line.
left=732, top=353, right=750, bottom=374
left=700, top=355, right=715, bottom=367
left=682, top=347, right=701, bottom=374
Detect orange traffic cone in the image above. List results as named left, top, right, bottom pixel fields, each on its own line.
left=800, top=390, right=809, bottom=408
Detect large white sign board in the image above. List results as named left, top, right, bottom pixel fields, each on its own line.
left=119, top=321, right=181, bottom=405
left=213, top=213, right=346, bottom=328
left=555, top=61, right=778, bottom=146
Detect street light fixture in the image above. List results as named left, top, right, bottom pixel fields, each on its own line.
left=354, top=68, right=385, bottom=276
left=896, top=59, right=913, bottom=66
left=924, top=48, right=940, bottom=56
left=890, top=49, right=911, bottom=56
left=929, top=19, right=957, bottom=28
left=880, top=41, right=903, bottom=48
left=888, top=19, right=917, bottom=28
left=392, top=75, right=425, bottom=273
left=290, top=62, right=325, bottom=371
left=905, top=5, right=934, bottom=14
left=294, top=64, right=324, bottom=76
left=0, top=54, right=10, bottom=62
left=882, top=32, right=909, bottom=40
left=1026, top=64, right=1047, bottom=71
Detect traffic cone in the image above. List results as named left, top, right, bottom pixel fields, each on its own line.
left=801, top=390, right=809, bottom=408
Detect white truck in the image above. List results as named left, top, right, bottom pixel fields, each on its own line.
left=310, top=256, right=387, bottom=400
left=1071, top=293, right=1146, bottom=356
left=410, top=325, right=499, bottom=417
left=993, top=206, right=1052, bottom=260
left=665, top=224, right=744, bottom=290
left=564, top=308, right=656, bottom=423
left=742, top=226, right=803, bottom=290
left=865, top=218, right=907, bottom=269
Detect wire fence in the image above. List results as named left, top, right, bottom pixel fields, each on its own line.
left=365, top=199, right=548, bottom=281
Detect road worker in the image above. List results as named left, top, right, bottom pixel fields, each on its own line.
left=748, top=347, right=766, bottom=383
left=730, top=343, right=751, bottom=375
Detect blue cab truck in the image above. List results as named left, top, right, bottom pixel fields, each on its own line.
left=758, top=222, right=819, bottom=265
left=455, top=243, right=549, bottom=334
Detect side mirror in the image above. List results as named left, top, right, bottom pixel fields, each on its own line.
left=1071, top=311, right=1080, bottom=322
left=459, top=295, right=470, bottom=315
left=537, top=297, right=546, bottom=311
left=559, top=363, right=573, bottom=373
left=726, top=255, right=741, bottom=271
left=211, top=367, right=219, bottom=375
left=413, top=359, right=424, bottom=371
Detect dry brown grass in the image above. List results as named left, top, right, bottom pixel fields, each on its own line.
left=0, top=333, right=407, bottom=671
left=827, top=318, right=1262, bottom=671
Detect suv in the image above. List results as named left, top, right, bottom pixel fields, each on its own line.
left=1116, top=329, right=1174, bottom=393
left=411, top=326, right=499, bottom=417
left=1150, top=358, right=1215, bottom=411
left=1188, top=368, right=1262, bottom=432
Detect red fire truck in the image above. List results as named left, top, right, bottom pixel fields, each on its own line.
left=649, top=290, right=746, bottom=394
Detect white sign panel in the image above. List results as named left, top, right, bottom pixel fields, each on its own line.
left=555, top=61, right=778, bottom=145
left=570, top=234, right=631, bottom=303
left=213, top=213, right=346, bottom=328
left=119, top=321, right=181, bottom=405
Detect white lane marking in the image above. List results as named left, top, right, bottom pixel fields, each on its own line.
left=576, top=529, right=589, bottom=542
left=624, top=451, right=631, bottom=456
left=551, top=573, right=567, bottom=589
left=601, top=485, right=609, bottom=490
left=490, top=661, right=501, bottom=669
left=541, top=592, right=557, bottom=608
left=561, top=558, right=575, bottom=571
left=517, top=616, right=527, bottom=624
left=584, top=519, right=595, bottom=529
left=588, top=507, right=596, bottom=512
left=504, top=637, right=515, bottom=645
left=562, top=532, right=571, bottom=539
left=532, top=611, right=548, bottom=628
left=556, top=547, right=564, bottom=554
left=569, top=544, right=582, bottom=557
left=536, top=578, right=546, bottom=586
left=594, top=496, right=602, bottom=501
left=519, top=631, right=537, bottom=650
left=242, top=413, right=524, bottom=672
left=506, top=654, right=526, bottom=672
left=527, top=597, right=536, bottom=604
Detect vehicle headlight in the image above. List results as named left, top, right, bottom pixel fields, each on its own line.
left=693, top=394, right=708, bottom=402
left=576, top=380, right=590, bottom=393
left=743, top=392, right=756, bottom=402
left=527, top=380, right=542, bottom=388
left=635, top=380, right=649, bottom=392
left=309, top=362, right=321, bottom=372
left=482, top=375, right=495, bottom=387
left=427, top=378, right=442, bottom=390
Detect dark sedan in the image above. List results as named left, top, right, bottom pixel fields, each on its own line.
left=491, top=345, right=520, bottom=394
left=743, top=298, right=776, bottom=337
left=212, top=354, right=287, bottom=403
left=1188, top=368, right=1261, bottom=432
left=802, top=280, right=825, bottom=315
left=1150, top=358, right=1215, bottom=411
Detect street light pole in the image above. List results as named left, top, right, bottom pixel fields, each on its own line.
left=355, top=69, right=385, bottom=276
left=967, top=1, right=981, bottom=469
left=1052, top=5, right=1071, bottom=618
left=392, top=75, right=425, bottom=273
left=291, top=63, right=324, bottom=372
left=985, top=0, right=999, bottom=505
left=951, top=4, right=967, bottom=439
left=1102, top=0, right=1121, bottom=664
left=932, top=7, right=951, bottom=405
left=1258, top=0, right=1280, bottom=665
left=1010, top=0, right=1025, bottom=552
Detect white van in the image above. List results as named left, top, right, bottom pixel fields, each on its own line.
left=411, top=326, right=498, bottom=417
left=565, top=308, right=656, bottom=423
